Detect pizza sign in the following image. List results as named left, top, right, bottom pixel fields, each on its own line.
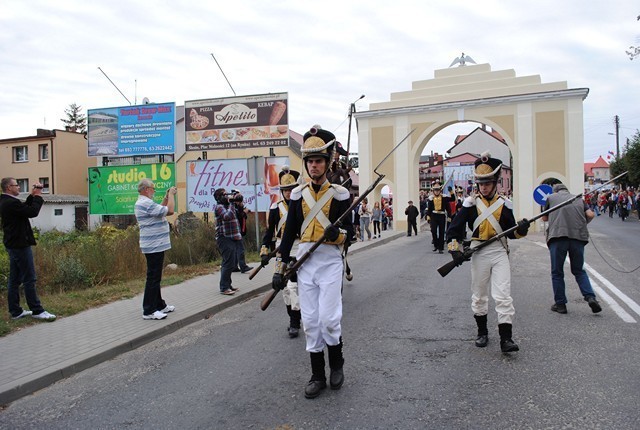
left=184, top=93, right=289, bottom=151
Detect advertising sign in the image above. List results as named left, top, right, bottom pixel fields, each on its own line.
left=186, top=156, right=289, bottom=212
left=87, top=102, right=175, bottom=157
left=184, top=93, right=289, bottom=151
left=88, top=163, right=176, bottom=215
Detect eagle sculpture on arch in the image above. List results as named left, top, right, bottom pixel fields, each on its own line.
left=449, top=52, right=477, bottom=67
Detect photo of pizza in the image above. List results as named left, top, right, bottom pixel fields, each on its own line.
left=187, top=131, right=202, bottom=143
left=190, top=114, right=209, bottom=130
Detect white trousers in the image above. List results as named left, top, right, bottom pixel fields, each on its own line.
left=280, top=241, right=300, bottom=310
left=470, top=240, right=514, bottom=324
left=296, top=242, right=344, bottom=353
left=282, top=280, right=300, bottom=310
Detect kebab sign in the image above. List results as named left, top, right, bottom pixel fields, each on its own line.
left=185, top=92, right=289, bottom=151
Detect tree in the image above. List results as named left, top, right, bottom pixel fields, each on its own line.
left=61, top=103, right=87, bottom=133
left=626, top=15, right=640, bottom=60
left=609, top=131, right=640, bottom=188
left=622, top=131, right=640, bottom=186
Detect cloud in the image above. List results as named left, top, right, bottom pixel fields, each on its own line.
left=1, top=0, right=638, bottom=161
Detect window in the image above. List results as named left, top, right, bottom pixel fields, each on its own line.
left=54, top=209, right=63, bottom=216
left=39, top=144, right=49, bottom=161
left=420, top=181, right=428, bottom=189
left=16, top=179, right=29, bottom=193
left=13, top=146, right=28, bottom=162
left=39, top=177, right=50, bottom=193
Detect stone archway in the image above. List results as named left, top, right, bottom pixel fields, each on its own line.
left=356, top=63, right=589, bottom=232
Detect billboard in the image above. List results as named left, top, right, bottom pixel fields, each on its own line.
left=88, top=163, right=176, bottom=215
left=87, top=102, right=175, bottom=156
left=184, top=93, right=289, bottom=151
left=186, top=156, right=289, bottom=212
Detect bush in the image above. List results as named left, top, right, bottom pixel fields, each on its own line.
left=167, top=221, right=219, bottom=265
left=0, top=246, right=8, bottom=289
left=51, top=257, right=93, bottom=291
left=0, top=214, right=266, bottom=295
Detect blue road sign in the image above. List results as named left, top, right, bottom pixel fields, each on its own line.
left=533, top=184, right=553, bottom=206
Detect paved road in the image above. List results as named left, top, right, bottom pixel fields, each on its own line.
left=1, top=222, right=639, bottom=429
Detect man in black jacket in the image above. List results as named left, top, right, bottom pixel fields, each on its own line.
left=405, top=200, right=419, bottom=236
left=0, top=177, right=56, bottom=320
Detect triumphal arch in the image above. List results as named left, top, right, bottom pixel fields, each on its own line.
left=355, top=63, right=589, bottom=232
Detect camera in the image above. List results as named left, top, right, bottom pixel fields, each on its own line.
left=228, top=190, right=243, bottom=203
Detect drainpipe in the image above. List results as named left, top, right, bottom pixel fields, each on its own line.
left=49, top=137, right=54, bottom=194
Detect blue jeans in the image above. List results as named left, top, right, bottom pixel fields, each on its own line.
left=143, top=251, right=167, bottom=315
left=548, top=239, right=595, bottom=304
left=217, top=236, right=239, bottom=291
left=7, top=247, right=44, bottom=317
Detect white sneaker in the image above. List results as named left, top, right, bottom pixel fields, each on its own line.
left=160, top=305, right=175, bottom=313
left=32, top=311, right=56, bottom=321
left=143, top=310, right=167, bottom=320
left=12, top=310, right=33, bottom=320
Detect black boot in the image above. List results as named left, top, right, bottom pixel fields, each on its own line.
left=305, top=351, right=327, bottom=399
left=286, top=306, right=301, bottom=338
left=474, top=315, right=488, bottom=348
left=327, top=340, right=345, bottom=390
left=498, top=323, right=519, bottom=353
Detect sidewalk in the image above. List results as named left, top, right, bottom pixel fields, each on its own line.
left=0, top=228, right=405, bottom=406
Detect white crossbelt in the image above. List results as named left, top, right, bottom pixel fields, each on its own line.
left=473, top=197, right=508, bottom=249
left=277, top=202, right=288, bottom=234
left=300, top=186, right=335, bottom=237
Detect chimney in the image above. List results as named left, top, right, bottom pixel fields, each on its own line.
left=36, top=129, right=54, bottom=137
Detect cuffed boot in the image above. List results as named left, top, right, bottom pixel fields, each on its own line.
left=305, top=351, right=327, bottom=399
left=327, top=340, right=345, bottom=390
left=474, top=315, right=489, bottom=348
left=286, top=306, right=301, bottom=338
left=498, top=323, right=519, bottom=353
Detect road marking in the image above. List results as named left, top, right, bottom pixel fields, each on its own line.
left=591, top=282, right=637, bottom=323
left=584, top=262, right=640, bottom=317
left=531, top=240, right=637, bottom=323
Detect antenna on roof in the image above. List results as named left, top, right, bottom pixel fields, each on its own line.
left=210, top=53, right=237, bottom=96
left=97, top=67, right=132, bottom=105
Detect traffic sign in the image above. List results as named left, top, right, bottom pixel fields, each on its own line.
left=533, top=184, right=553, bottom=206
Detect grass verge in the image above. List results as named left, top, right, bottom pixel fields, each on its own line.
left=0, top=262, right=219, bottom=337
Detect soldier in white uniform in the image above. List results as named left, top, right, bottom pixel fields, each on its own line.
left=446, top=152, right=530, bottom=353
left=273, top=125, right=354, bottom=399
left=260, top=166, right=302, bottom=338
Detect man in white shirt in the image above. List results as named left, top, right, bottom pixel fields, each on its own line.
left=134, top=179, right=177, bottom=320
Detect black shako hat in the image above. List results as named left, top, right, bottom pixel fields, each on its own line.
left=302, top=125, right=336, bottom=161
left=474, top=151, right=502, bottom=183
left=278, top=166, right=301, bottom=191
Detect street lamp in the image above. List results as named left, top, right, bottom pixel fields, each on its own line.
left=608, top=132, right=619, bottom=159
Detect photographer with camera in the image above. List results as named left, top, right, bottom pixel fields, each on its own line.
left=230, top=190, right=253, bottom=274
left=134, top=179, right=177, bottom=320
left=213, top=188, right=243, bottom=295
left=1, top=178, right=56, bottom=321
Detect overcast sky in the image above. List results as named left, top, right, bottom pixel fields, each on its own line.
left=1, top=0, right=638, bottom=162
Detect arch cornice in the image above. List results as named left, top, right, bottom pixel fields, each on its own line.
left=355, top=88, right=589, bottom=120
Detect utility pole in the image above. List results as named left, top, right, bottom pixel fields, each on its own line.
left=614, top=115, right=620, bottom=159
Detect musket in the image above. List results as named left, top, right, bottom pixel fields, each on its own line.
left=437, top=171, right=628, bottom=278
left=248, top=247, right=278, bottom=280
left=345, top=95, right=364, bottom=168
left=260, top=128, right=416, bottom=311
